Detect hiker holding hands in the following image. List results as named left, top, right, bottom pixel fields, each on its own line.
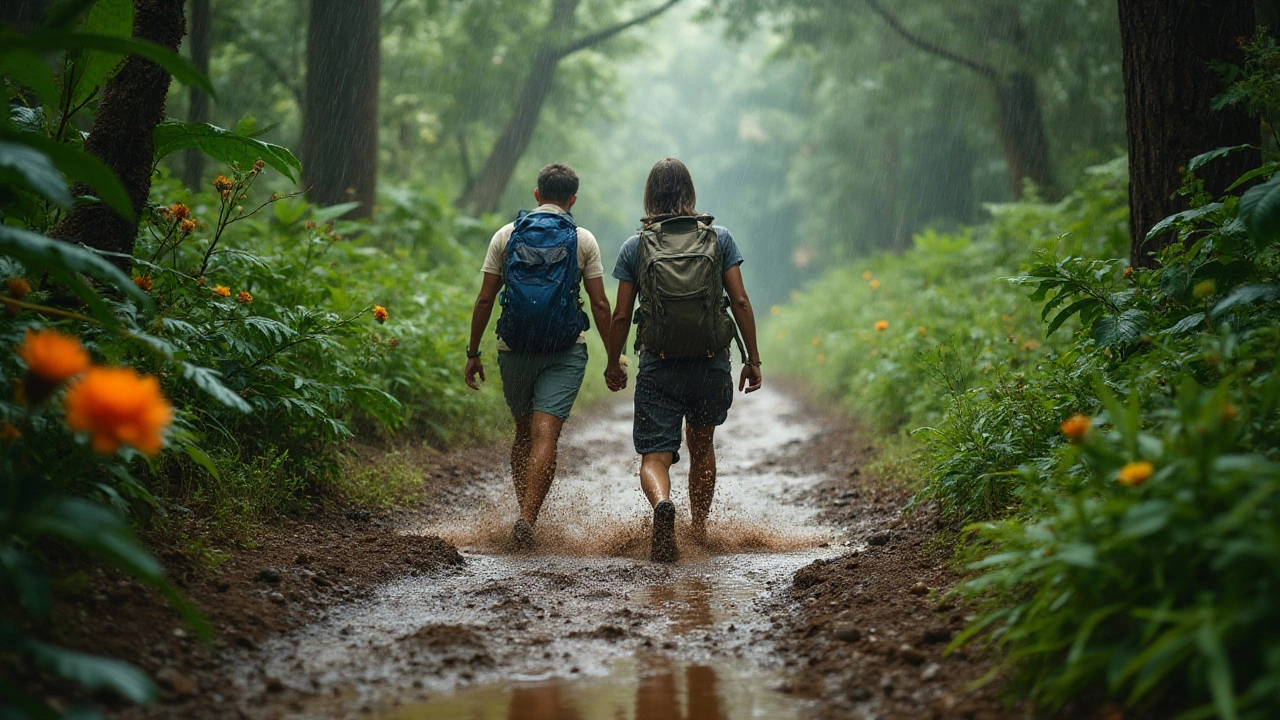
left=606, top=158, right=763, bottom=562
left=465, top=163, right=612, bottom=551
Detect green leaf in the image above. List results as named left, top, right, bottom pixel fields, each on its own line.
left=0, top=547, right=53, bottom=616
left=1212, top=283, right=1279, bottom=317
left=1163, top=312, right=1205, bottom=335
left=66, top=0, right=133, bottom=108
left=179, top=361, right=252, bottom=413
left=152, top=121, right=300, bottom=182
left=0, top=225, right=149, bottom=326
left=1045, top=297, right=1095, bottom=338
left=1238, top=174, right=1280, bottom=245
left=183, top=444, right=221, bottom=481
left=1093, top=309, right=1149, bottom=348
left=1225, top=162, right=1278, bottom=192
left=1187, top=145, right=1251, bottom=172
left=0, top=139, right=72, bottom=206
left=27, top=641, right=156, bottom=704
left=1119, top=500, right=1173, bottom=539
left=1158, top=265, right=1190, bottom=298
left=0, top=48, right=59, bottom=100
left=1145, top=203, right=1223, bottom=241
left=4, top=130, right=133, bottom=219
left=14, top=30, right=213, bottom=96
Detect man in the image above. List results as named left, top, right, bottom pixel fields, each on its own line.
left=465, top=163, right=612, bottom=551
left=605, top=158, right=762, bottom=563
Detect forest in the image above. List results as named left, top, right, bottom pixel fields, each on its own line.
left=2, top=0, right=1279, bottom=719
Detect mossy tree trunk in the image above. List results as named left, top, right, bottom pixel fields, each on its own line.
left=1118, top=0, right=1259, bottom=267
left=48, top=0, right=186, bottom=268
left=181, top=0, right=211, bottom=191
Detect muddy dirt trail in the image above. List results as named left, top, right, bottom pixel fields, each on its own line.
left=191, top=386, right=1018, bottom=720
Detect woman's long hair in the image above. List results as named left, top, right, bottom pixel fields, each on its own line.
left=642, top=158, right=697, bottom=224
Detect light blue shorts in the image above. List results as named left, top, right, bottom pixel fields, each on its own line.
left=497, top=344, right=588, bottom=420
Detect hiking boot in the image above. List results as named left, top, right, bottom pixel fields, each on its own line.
left=651, top=500, right=677, bottom=563
left=512, top=519, right=535, bottom=552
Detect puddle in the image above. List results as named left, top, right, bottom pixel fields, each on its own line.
left=232, top=387, right=841, bottom=719
left=384, top=655, right=803, bottom=719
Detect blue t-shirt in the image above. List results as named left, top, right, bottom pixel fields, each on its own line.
left=611, top=225, right=744, bottom=285
left=612, top=223, right=743, bottom=368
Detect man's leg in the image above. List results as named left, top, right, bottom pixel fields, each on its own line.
left=685, top=425, right=717, bottom=542
left=521, top=410, right=565, bottom=525
left=640, top=451, right=676, bottom=507
left=511, top=415, right=532, bottom=517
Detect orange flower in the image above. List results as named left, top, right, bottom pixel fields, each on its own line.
left=1060, top=414, right=1091, bottom=443
left=251, top=159, right=265, bottom=174
left=180, top=218, right=197, bottom=235
left=64, top=367, right=173, bottom=456
left=1, top=423, right=20, bottom=443
left=918, top=326, right=927, bottom=337
left=7, top=278, right=31, bottom=300
left=388, top=338, right=401, bottom=349
left=213, top=285, right=231, bottom=298
left=875, top=320, right=889, bottom=332
left=17, top=329, right=90, bottom=385
left=213, top=175, right=233, bottom=193
left=862, top=271, right=873, bottom=281
left=1222, top=403, right=1239, bottom=421
left=1123, top=266, right=1134, bottom=281
left=134, top=276, right=152, bottom=292
left=373, top=305, right=388, bottom=324
left=1117, top=461, right=1154, bottom=487
left=169, top=202, right=191, bottom=220
left=870, top=279, right=881, bottom=291
left=816, top=353, right=826, bottom=363
left=237, top=291, right=253, bottom=304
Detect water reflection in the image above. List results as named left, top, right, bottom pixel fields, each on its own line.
left=391, top=656, right=783, bottom=720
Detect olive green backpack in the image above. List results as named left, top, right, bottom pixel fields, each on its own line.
left=634, top=215, right=744, bottom=360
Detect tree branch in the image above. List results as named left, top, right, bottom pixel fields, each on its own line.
left=863, top=0, right=999, bottom=81
left=554, top=0, right=683, bottom=59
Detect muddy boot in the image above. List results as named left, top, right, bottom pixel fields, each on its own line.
left=512, top=519, right=535, bottom=552
left=651, top=500, right=677, bottom=563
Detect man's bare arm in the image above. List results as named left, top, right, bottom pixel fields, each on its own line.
left=465, top=273, right=503, bottom=390
left=582, top=276, right=612, bottom=350
left=606, top=281, right=638, bottom=391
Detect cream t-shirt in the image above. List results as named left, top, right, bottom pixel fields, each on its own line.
left=481, top=204, right=604, bottom=349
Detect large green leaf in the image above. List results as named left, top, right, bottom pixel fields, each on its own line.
left=1187, top=145, right=1252, bottom=173
left=1144, top=203, right=1223, bottom=242
left=4, top=129, right=132, bottom=219
left=153, top=121, right=300, bottom=182
left=27, top=641, right=156, bottom=704
left=1211, top=283, right=1280, bottom=317
left=1092, top=308, right=1149, bottom=348
left=0, top=225, right=149, bottom=326
left=180, top=361, right=252, bottom=413
left=66, top=0, right=134, bottom=108
left=0, top=48, right=59, bottom=101
left=0, top=139, right=72, bottom=206
left=10, top=30, right=213, bottom=96
left=1238, top=174, right=1280, bottom=246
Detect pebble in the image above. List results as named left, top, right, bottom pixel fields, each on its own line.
left=265, top=676, right=284, bottom=692
left=868, top=530, right=892, bottom=546
left=921, top=662, right=942, bottom=681
left=909, top=582, right=929, bottom=596
left=256, top=568, right=282, bottom=584
left=898, top=644, right=926, bottom=665
left=832, top=623, right=862, bottom=643
left=921, top=625, right=952, bottom=644
left=268, top=592, right=285, bottom=605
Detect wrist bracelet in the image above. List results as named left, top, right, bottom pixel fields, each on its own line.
left=743, top=360, right=762, bottom=367
left=466, top=349, right=482, bottom=359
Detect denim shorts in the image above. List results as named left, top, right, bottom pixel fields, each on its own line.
left=633, top=349, right=733, bottom=463
left=497, top=344, right=588, bottom=420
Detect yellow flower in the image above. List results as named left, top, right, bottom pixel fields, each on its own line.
left=1060, top=414, right=1091, bottom=443
left=870, top=279, right=881, bottom=291
left=770, top=305, right=781, bottom=316
left=17, top=329, right=91, bottom=385
left=811, top=336, right=821, bottom=347
left=214, top=285, right=231, bottom=298
left=1117, top=461, right=1154, bottom=487
left=237, top=291, right=253, bottom=304
left=64, top=367, right=173, bottom=456
left=1193, top=280, right=1216, bottom=299
left=373, top=305, right=389, bottom=323
left=918, top=326, right=927, bottom=337
left=134, top=276, right=152, bottom=292
left=862, top=271, right=873, bottom=281
left=7, top=278, right=31, bottom=300
left=875, top=320, right=889, bottom=332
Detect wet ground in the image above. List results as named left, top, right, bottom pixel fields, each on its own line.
left=229, top=386, right=848, bottom=719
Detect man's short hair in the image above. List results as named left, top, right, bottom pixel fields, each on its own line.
left=537, top=163, right=579, bottom=203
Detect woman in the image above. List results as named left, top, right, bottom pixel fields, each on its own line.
left=605, top=158, right=763, bottom=562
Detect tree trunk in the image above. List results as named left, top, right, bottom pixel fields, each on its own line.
left=300, top=0, right=380, bottom=218
left=994, top=71, right=1056, bottom=200
left=48, top=0, right=186, bottom=267
left=181, top=0, right=211, bottom=191
left=1118, top=0, right=1259, bottom=267
left=458, top=0, right=579, bottom=216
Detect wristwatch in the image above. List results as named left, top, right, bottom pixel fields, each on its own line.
left=466, top=349, right=482, bottom=359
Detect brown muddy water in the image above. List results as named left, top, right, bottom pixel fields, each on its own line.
left=234, top=387, right=849, bottom=719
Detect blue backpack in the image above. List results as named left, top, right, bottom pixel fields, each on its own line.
left=496, top=210, right=589, bottom=354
